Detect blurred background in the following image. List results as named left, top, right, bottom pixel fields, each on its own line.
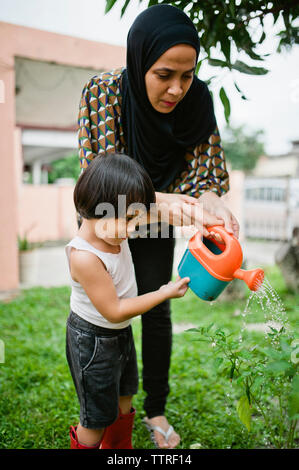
left=0, top=0, right=298, bottom=295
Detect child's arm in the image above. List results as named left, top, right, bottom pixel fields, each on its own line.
left=70, top=249, right=189, bottom=324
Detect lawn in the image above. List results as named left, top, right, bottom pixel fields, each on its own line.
left=0, top=265, right=298, bottom=449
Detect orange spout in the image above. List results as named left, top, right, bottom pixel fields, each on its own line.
left=233, top=268, right=264, bottom=291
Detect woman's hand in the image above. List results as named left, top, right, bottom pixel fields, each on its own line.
left=159, top=276, right=190, bottom=299
left=198, top=191, right=240, bottom=239
left=155, top=192, right=224, bottom=239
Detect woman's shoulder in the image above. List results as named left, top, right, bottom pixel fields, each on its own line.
left=80, top=67, right=124, bottom=117
left=83, top=67, right=124, bottom=94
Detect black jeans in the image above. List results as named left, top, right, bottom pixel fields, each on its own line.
left=66, top=311, right=138, bottom=429
left=128, top=224, right=175, bottom=419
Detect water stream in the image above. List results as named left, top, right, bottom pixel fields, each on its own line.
left=239, top=276, right=290, bottom=344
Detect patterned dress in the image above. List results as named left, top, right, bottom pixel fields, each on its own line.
left=78, top=68, right=229, bottom=198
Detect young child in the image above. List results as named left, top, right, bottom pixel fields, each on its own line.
left=65, top=153, right=190, bottom=449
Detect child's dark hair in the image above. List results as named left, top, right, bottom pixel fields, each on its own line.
left=74, top=153, right=156, bottom=219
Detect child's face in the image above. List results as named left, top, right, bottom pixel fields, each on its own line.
left=95, top=214, right=141, bottom=245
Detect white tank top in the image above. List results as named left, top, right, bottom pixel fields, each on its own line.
left=65, top=236, right=137, bottom=329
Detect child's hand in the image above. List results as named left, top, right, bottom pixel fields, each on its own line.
left=159, top=276, right=190, bottom=299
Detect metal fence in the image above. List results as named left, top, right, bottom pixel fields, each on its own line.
left=243, top=177, right=299, bottom=240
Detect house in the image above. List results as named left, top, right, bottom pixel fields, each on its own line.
left=253, top=140, right=299, bottom=178
left=243, top=141, right=299, bottom=240
left=0, top=21, right=125, bottom=291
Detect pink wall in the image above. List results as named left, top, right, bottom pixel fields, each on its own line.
left=18, top=185, right=77, bottom=243
left=0, top=46, right=18, bottom=290
left=222, top=169, right=245, bottom=241
left=0, top=22, right=126, bottom=71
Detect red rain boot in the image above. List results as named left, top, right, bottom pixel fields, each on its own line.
left=100, top=407, right=136, bottom=449
left=70, top=425, right=104, bottom=449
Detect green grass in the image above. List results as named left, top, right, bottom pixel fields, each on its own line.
left=0, top=265, right=298, bottom=449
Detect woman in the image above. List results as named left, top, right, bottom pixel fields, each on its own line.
left=77, top=4, right=239, bottom=449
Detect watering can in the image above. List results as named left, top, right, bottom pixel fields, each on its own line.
left=178, top=225, right=264, bottom=301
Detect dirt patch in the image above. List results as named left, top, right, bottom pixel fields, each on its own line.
left=173, top=323, right=197, bottom=334
left=244, top=321, right=282, bottom=333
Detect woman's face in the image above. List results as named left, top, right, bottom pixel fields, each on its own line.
left=144, top=44, right=197, bottom=113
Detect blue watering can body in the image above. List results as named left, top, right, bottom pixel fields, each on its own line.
left=178, top=237, right=229, bottom=301
left=178, top=226, right=264, bottom=301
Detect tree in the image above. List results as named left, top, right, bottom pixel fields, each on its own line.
left=222, top=125, right=265, bottom=171
left=105, top=0, right=299, bottom=121
left=47, top=153, right=80, bottom=184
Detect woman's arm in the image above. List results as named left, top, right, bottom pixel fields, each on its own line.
left=153, top=192, right=224, bottom=239
left=198, top=190, right=240, bottom=238
left=78, top=70, right=124, bottom=170
left=71, top=250, right=189, bottom=324
left=156, top=126, right=239, bottom=238
left=76, top=72, right=124, bottom=228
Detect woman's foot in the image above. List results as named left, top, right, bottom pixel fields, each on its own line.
left=143, top=415, right=180, bottom=448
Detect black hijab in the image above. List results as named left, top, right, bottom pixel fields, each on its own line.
left=121, top=4, right=216, bottom=191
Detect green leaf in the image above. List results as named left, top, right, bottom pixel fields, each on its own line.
left=280, top=338, right=292, bottom=354
left=105, top=0, right=118, bottom=14
left=273, top=10, right=281, bottom=24
left=269, top=326, right=278, bottom=333
left=231, top=60, right=268, bottom=75
left=246, top=383, right=251, bottom=405
left=260, top=347, right=284, bottom=360
left=236, top=376, right=244, bottom=385
left=229, top=363, right=235, bottom=380
left=190, top=338, right=210, bottom=342
left=148, top=0, right=159, bottom=6
left=208, top=58, right=229, bottom=69
left=120, top=0, right=130, bottom=17
left=251, top=376, right=264, bottom=393
left=244, top=49, right=265, bottom=61
left=229, top=0, right=235, bottom=18
left=221, top=37, right=231, bottom=64
left=214, top=357, right=224, bottom=369
left=219, top=87, right=231, bottom=123
left=266, top=360, right=291, bottom=374
left=195, top=61, right=202, bottom=75
left=236, top=396, right=252, bottom=432
left=259, top=31, right=266, bottom=44
left=242, top=370, right=253, bottom=377
left=288, top=375, right=299, bottom=418
left=238, top=350, right=252, bottom=360
left=289, top=413, right=299, bottom=421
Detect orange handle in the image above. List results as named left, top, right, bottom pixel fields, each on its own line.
left=189, top=225, right=243, bottom=282
left=206, top=225, right=234, bottom=247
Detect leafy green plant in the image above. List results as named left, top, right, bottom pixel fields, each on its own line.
left=18, top=235, right=33, bottom=252
left=47, top=153, right=80, bottom=185
left=18, top=236, right=30, bottom=251
left=187, top=323, right=299, bottom=448
left=222, top=125, right=265, bottom=172
left=0, top=266, right=297, bottom=449
left=18, top=225, right=36, bottom=251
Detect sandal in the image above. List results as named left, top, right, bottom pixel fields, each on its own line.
left=143, top=417, right=175, bottom=448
